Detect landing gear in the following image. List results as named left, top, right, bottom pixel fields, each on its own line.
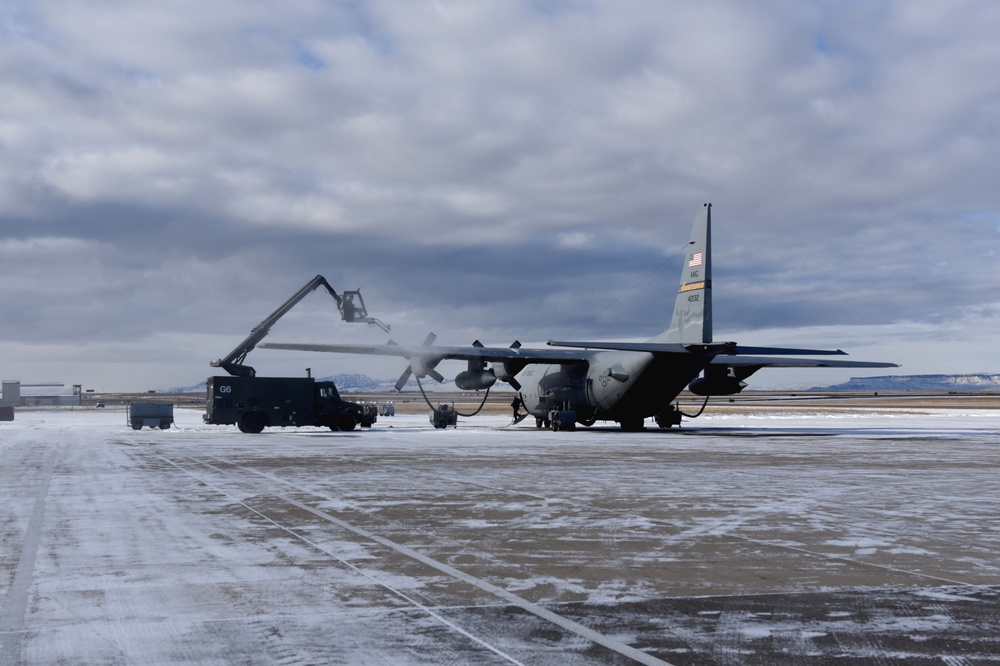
left=618, top=417, right=645, bottom=432
left=655, top=406, right=683, bottom=429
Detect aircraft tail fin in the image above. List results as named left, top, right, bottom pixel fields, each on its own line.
left=653, top=203, right=713, bottom=345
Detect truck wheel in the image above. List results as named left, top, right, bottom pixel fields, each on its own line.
left=239, top=412, right=266, bottom=434
left=337, top=414, right=357, bottom=432
left=159, top=420, right=171, bottom=430
left=131, top=422, right=142, bottom=431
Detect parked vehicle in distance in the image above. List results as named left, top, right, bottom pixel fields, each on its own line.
left=128, top=402, right=173, bottom=430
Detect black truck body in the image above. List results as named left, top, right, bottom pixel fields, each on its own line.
left=204, top=375, right=375, bottom=433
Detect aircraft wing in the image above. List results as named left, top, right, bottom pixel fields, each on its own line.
left=259, top=341, right=593, bottom=364
left=260, top=340, right=887, bottom=367
left=259, top=340, right=897, bottom=394
left=547, top=340, right=855, bottom=356
left=260, top=339, right=599, bottom=391
left=709, top=355, right=899, bottom=369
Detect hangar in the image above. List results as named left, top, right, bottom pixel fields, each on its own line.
left=0, top=380, right=82, bottom=408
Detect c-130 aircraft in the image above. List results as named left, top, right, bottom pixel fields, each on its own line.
left=262, top=204, right=897, bottom=430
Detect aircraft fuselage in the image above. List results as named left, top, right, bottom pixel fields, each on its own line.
left=514, top=349, right=711, bottom=427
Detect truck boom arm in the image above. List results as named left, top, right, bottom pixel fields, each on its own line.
left=211, top=275, right=389, bottom=377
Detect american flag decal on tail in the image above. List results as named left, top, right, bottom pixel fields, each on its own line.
left=688, top=252, right=703, bottom=267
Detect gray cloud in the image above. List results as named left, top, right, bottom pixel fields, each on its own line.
left=2, top=1, right=999, bottom=389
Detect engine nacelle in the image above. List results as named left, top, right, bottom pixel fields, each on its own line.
left=455, top=369, right=498, bottom=391
left=688, top=376, right=747, bottom=396
left=491, top=361, right=521, bottom=383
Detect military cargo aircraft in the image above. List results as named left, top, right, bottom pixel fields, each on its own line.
left=261, top=204, right=897, bottom=430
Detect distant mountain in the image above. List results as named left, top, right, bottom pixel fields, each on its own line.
left=811, top=373, right=1000, bottom=392
left=317, top=373, right=381, bottom=391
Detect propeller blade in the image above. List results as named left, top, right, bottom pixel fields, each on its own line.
left=393, top=333, right=436, bottom=391
left=507, top=376, right=522, bottom=391
left=394, top=366, right=412, bottom=391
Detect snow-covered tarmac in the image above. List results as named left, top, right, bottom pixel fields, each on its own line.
left=2, top=406, right=999, bottom=665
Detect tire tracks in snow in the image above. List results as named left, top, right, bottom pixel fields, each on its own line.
left=142, top=444, right=676, bottom=666
left=0, top=446, right=60, bottom=666
left=287, top=442, right=989, bottom=590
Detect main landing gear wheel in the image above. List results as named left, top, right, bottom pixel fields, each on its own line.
left=619, top=417, right=645, bottom=432
left=655, top=410, right=682, bottom=428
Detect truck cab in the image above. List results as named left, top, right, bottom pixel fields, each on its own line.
left=314, top=381, right=363, bottom=432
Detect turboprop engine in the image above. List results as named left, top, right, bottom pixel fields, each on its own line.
left=490, top=360, right=525, bottom=390
left=454, top=369, right=498, bottom=391
left=687, top=364, right=755, bottom=397
left=688, top=374, right=747, bottom=396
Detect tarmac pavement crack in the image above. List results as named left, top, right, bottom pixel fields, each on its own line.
left=143, top=446, right=533, bottom=666
left=265, top=447, right=987, bottom=592
left=145, top=444, right=677, bottom=666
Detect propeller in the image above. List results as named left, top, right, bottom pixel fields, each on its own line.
left=492, top=340, right=524, bottom=391
left=470, top=339, right=524, bottom=390
left=393, top=333, right=444, bottom=391
left=507, top=340, right=523, bottom=390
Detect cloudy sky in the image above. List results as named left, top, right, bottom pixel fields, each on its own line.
left=2, top=0, right=998, bottom=392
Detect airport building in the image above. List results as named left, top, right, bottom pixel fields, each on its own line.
left=1, top=380, right=82, bottom=408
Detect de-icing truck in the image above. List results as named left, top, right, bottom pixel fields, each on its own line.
left=203, top=275, right=387, bottom=434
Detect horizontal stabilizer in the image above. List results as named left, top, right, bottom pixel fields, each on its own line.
left=710, top=355, right=899, bottom=369
left=723, top=345, right=849, bottom=356
left=547, top=341, right=854, bottom=358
